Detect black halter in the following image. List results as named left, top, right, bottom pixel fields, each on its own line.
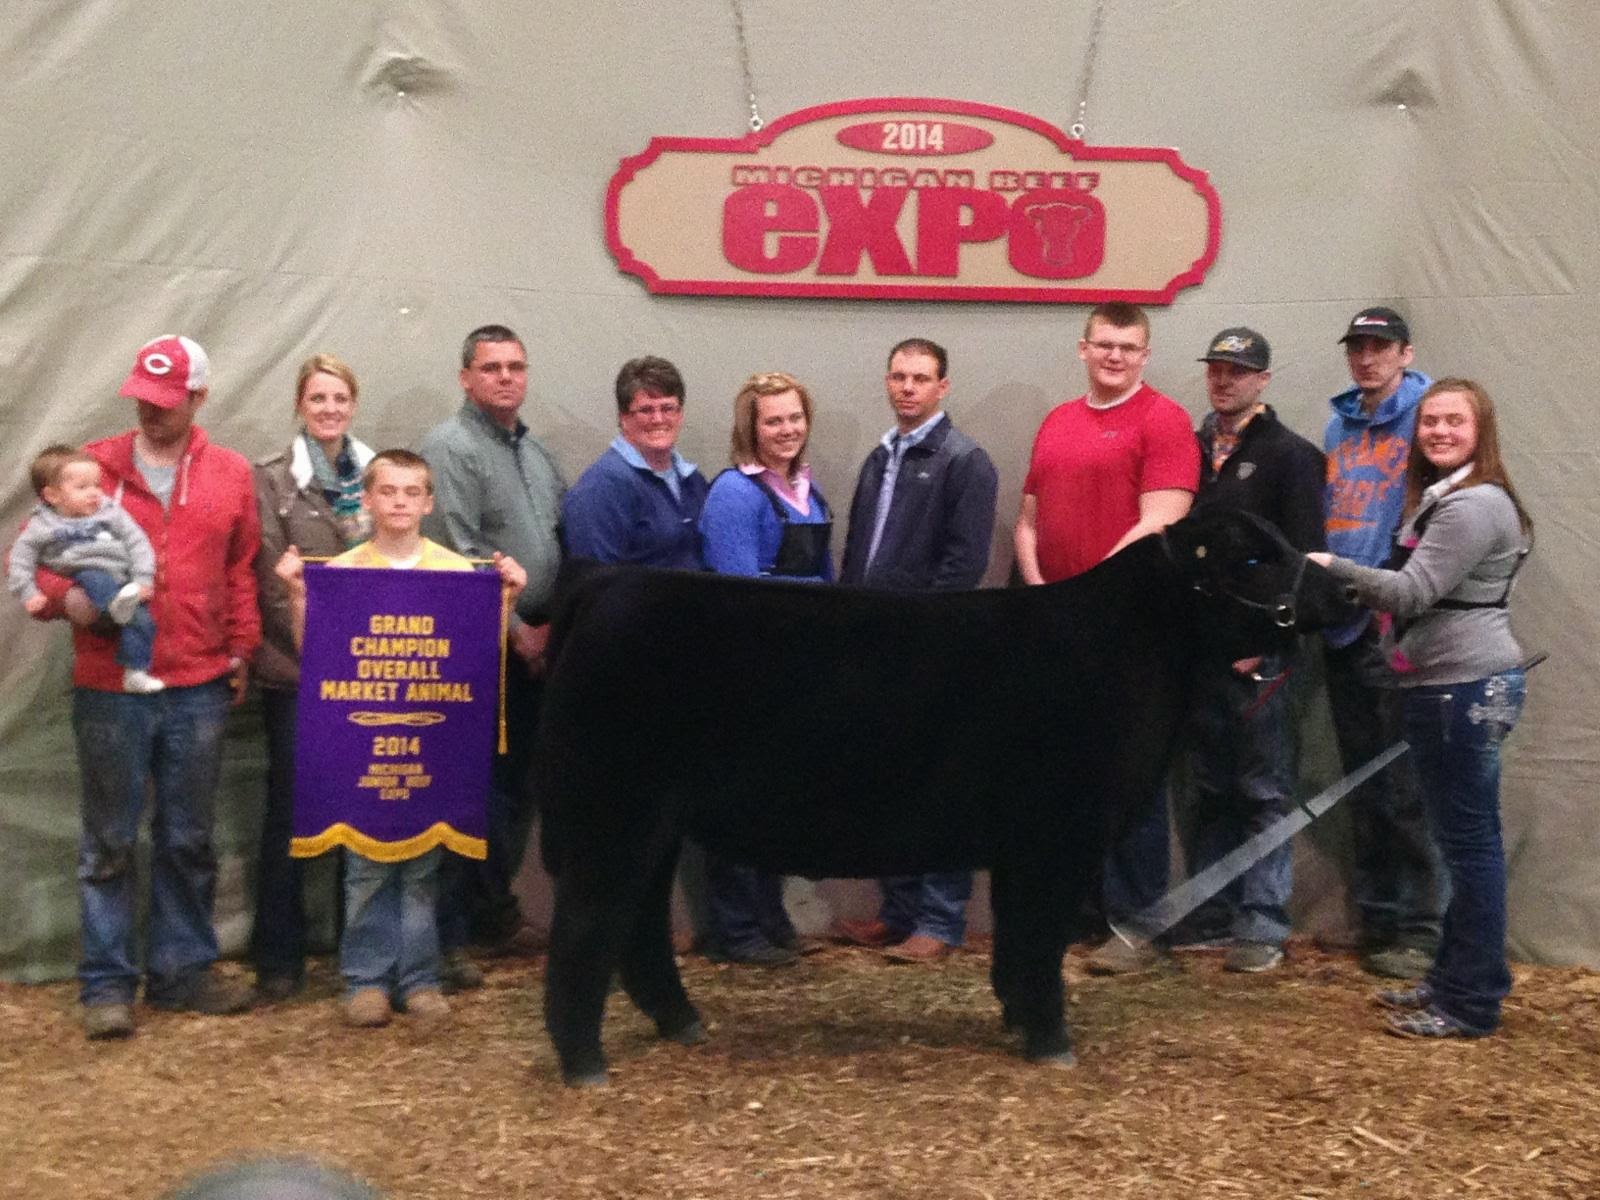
left=1160, top=527, right=1308, bottom=630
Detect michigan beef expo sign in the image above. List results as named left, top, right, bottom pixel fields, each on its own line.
left=606, top=98, right=1220, bottom=304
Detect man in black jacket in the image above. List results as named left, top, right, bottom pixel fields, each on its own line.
left=833, top=337, right=999, bottom=962
left=1182, top=327, right=1325, bottom=972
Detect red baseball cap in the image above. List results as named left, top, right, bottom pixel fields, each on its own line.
left=119, top=335, right=211, bottom=408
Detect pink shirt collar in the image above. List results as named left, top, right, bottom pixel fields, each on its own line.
left=739, top=461, right=813, bottom=515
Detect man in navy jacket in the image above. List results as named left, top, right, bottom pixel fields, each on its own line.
left=835, top=338, right=999, bottom=962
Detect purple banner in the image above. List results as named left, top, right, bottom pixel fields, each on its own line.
left=291, top=565, right=501, bottom=861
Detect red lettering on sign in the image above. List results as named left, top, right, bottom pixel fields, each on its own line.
left=915, top=188, right=1009, bottom=276
left=816, top=187, right=914, bottom=276
left=722, top=185, right=819, bottom=273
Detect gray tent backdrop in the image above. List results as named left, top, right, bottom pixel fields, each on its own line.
left=3, top=2, right=1596, bottom=981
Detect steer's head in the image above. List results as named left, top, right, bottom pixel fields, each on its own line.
left=1162, top=508, right=1358, bottom=652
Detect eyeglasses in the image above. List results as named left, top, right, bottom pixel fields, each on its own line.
left=627, top=402, right=682, bottom=419
left=1086, top=340, right=1149, bottom=357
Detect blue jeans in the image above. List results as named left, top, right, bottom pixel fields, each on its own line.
left=1325, top=626, right=1444, bottom=951
left=73, top=678, right=230, bottom=1006
left=878, top=872, right=973, bottom=945
left=341, top=847, right=442, bottom=1000
left=1103, top=786, right=1170, bottom=929
left=1404, top=671, right=1525, bottom=1034
left=1183, top=658, right=1295, bottom=946
left=703, top=852, right=795, bottom=955
left=75, top=567, right=154, bottom=672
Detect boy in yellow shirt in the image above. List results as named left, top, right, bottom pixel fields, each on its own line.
left=275, top=450, right=525, bottom=1026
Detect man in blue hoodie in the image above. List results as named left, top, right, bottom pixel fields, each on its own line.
left=1323, top=306, right=1443, bottom=979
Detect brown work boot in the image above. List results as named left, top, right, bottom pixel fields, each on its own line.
left=83, top=1002, right=135, bottom=1041
left=342, top=988, right=391, bottom=1028
left=832, top=918, right=897, bottom=947
left=882, top=933, right=954, bottom=964
left=402, top=987, right=450, bottom=1023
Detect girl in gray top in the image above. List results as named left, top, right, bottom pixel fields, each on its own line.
left=1313, top=378, right=1533, bottom=1039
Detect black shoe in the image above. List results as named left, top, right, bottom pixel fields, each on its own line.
left=256, top=973, right=304, bottom=1003
left=772, top=933, right=827, bottom=956
left=439, top=950, right=485, bottom=994
left=704, top=943, right=798, bottom=967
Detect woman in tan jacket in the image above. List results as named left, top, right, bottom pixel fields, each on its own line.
left=250, top=354, right=375, bottom=1000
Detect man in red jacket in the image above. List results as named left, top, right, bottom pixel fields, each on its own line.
left=32, top=335, right=261, bottom=1039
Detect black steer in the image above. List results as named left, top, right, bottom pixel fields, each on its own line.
left=534, top=507, right=1355, bottom=1085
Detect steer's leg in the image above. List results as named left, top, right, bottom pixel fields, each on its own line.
left=989, top=856, right=1077, bottom=1067
left=544, top=872, right=629, bottom=1087
left=618, top=844, right=705, bottom=1047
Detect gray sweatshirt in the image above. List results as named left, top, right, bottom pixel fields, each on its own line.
left=1322, top=483, right=1526, bottom=687
left=6, top=499, right=157, bottom=603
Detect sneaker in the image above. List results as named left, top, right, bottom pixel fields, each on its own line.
left=1386, top=1005, right=1487, bottom=1039
left=1169, top=933, right=1234, bottom=953
left=106, top=582, right=142, bottom=625
left=122, top=668, right=166, bottom=694
left=1362, top=945, right=1433, bottom=980
left=1374, top=982, right=1434, bottom=1012
left=343, top=987, right=391, bottom=1028
left=1086, top=936, right=1166, bottom=976
left=83, top=1002, right=135, bottom=1040
left=147, top=969, right=254, bottom=1015
left=403, top=987, right=450, bottom=1022
left=438, top=950, right=484, bottom=994
left=1224, top=941, right=1285, bottom=973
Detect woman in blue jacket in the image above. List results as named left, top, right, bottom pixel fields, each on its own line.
left=695, top=372, right=833, bottom=964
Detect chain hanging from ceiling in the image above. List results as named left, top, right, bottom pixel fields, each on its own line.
left=1070, top=0, right=1107, bottom=140
left=729, top=0, right=764, bottom=131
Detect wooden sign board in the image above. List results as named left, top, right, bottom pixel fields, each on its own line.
left=607, top=97, right=1220, bottom=304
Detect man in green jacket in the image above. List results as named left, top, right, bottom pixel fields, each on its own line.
left=418, top=325, right=567, bottom=989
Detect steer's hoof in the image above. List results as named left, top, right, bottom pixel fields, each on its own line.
left=1022, top=1029, right=1076, bottom=1067
left=1026, top=1048, right=1079, bottom=1069
left=558, top=1050, right=611, bottom=1088
left=663, top=1019, right=709, bottom=1047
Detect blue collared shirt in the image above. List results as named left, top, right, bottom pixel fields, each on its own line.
left=865, top=411, right=946, bottom=570
left=608, top=435, right=698, bottom=503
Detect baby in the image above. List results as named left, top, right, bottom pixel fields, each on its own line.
left=8, top=445, right=164, bottom=693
